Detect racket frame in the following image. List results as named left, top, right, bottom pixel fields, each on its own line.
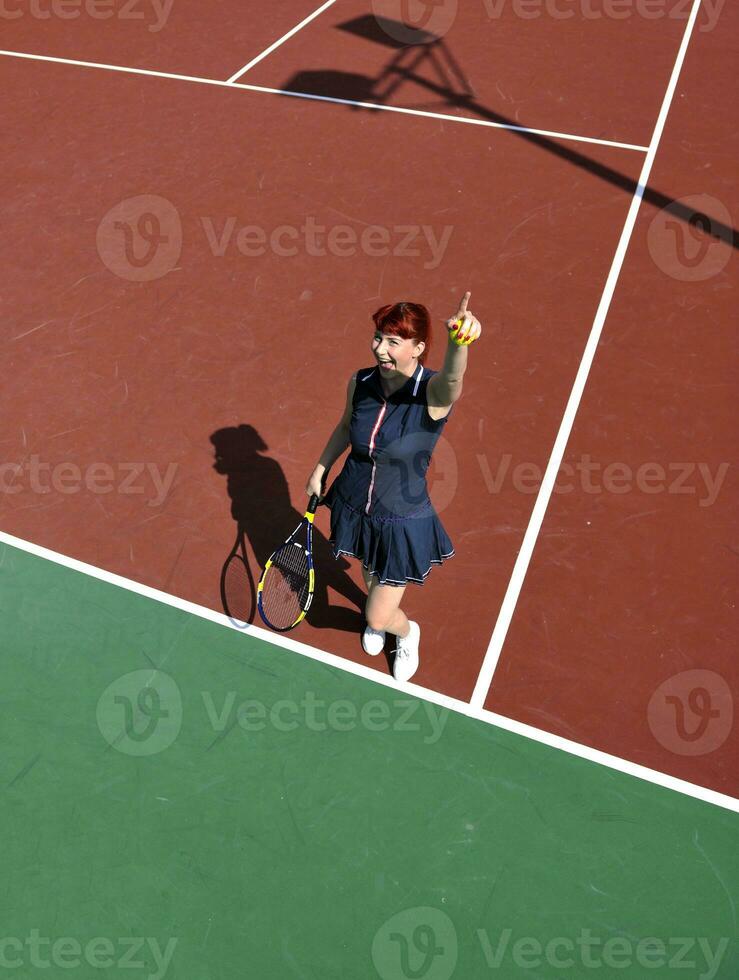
left=257, top=494, right=319, bottom=632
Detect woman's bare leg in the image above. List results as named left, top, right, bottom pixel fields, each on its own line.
left=360, top=565, right=376, bottom=594
left=365, top=582, right=410, bottom=638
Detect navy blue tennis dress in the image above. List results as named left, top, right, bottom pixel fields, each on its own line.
left=322, top=362, right=455, bottom=586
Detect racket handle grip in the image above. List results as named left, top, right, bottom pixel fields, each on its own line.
left=307, top=493, right=320, bottom=512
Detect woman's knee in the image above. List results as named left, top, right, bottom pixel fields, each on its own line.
left=365, top=584, right=405, bottom=631
left=365, top=607, right=388, bottom=631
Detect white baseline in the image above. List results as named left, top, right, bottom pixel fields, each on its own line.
left=0, top=49, right=647, bottom=152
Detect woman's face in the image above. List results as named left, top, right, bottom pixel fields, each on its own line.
left=372, top=331, right=424, bottom=376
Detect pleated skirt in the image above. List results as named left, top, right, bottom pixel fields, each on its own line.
left=323, top=488, right=455, bottom=586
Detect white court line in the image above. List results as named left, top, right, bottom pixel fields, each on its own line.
left=470, top=0, right=708, bottom=708
left=0, top=49, right=647, bottom=152
left=226, top=0, right=340, bottom=84
left=1, top=529, right=736, bottom=814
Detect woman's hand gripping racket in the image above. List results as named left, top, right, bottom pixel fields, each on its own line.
left=257, top=494, right=319, bottom=632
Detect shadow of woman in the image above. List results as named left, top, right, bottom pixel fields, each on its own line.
left=210, top=424, right=367, bottom=634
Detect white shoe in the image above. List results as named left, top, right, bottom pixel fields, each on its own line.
left=362, top=626, right=386, bottom=656
left=392, top=621, right=420, bottom=682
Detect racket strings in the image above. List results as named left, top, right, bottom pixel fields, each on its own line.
left=261, top=539, right=310, bottom=628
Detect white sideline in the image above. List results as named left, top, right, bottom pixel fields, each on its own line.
left=0, top=530, right=736, bottom=814
left=226, top=0, right=341, bottom=84
left=0, top=49, right=647, bottom=152
left=470, top=0, right=709, bottom=707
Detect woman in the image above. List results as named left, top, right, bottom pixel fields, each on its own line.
left=305, top=292, right=481, bottom=682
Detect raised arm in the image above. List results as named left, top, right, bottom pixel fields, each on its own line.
left=428, top=291, right=482, bottom=407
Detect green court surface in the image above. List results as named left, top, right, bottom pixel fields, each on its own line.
left=2, top=540, right=737, bottom=979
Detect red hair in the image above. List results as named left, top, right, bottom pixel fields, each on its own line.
left=372, top=302, right=432, bottom=367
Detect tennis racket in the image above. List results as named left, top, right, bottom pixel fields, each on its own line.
left=257, top=494, right=319, bottom=632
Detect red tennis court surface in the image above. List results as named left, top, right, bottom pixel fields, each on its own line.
left=243, top=0, right=689, bottom=147
left=483, top=0, right=738, bottom=798
left=1, top=1, right=736, bottom=804
left=0, top=0, right=325, bottom=77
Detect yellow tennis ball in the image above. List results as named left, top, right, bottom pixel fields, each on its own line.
left=450, top=318, right=475, bottom=346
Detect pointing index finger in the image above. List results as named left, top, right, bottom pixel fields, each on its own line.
left=457, top=291, right=471, bottom=317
